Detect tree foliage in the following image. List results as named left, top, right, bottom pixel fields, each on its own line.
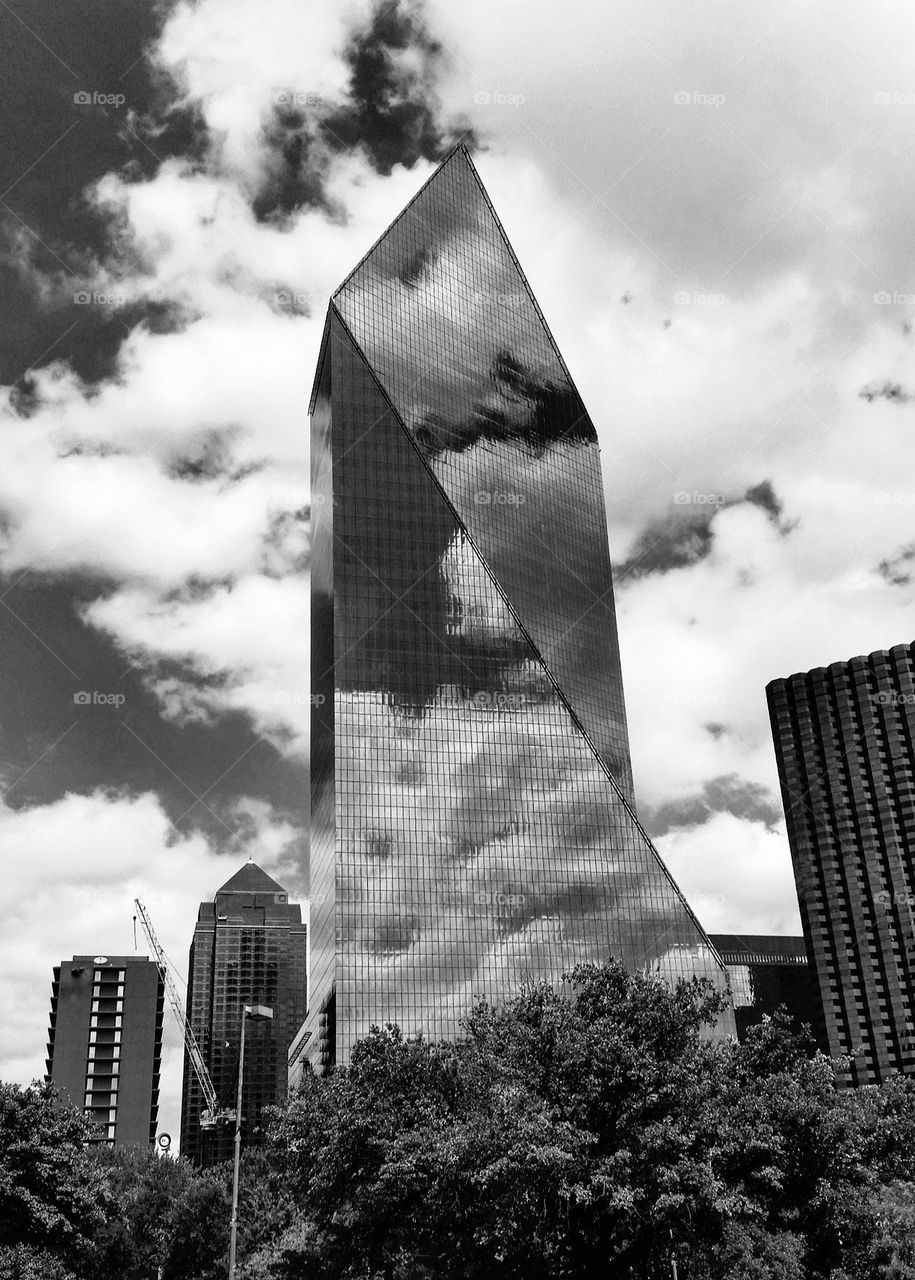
left=249, top=964, right=915, bottom=1280
left=5, top=965, right=915, bottom=1279
left=0, top=1081, right=110, bottom=1273
left=87, top=1143, right=204, bottom=1280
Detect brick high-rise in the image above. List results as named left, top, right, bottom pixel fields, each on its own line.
left=767, top=642, right=915, bottom=1083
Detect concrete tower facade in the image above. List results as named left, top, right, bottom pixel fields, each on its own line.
left=768, top=642, right=915, bottom=1083
left=46, top=954, right=163, bottom=1147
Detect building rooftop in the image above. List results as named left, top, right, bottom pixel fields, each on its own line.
left=710, top=934, right=808, bottom=962
left=216, top=860, right=286, bottom=897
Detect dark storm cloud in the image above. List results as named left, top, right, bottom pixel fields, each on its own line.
left=3, top=0, right=472, bottom=378
left=263, top=508, right=310, bottom=574
left=618, top=480, right=790, bottom=580
left=643, top=773, right=783, bottom=838
left=744, top=480, right=782, bottom=523
left=0, top=575, right=302, bottom=837
left=859, top=381, right=915, bottom=405
left=0, top=0, right=474, bottom=859
left=255, top=0, right=476, bottom=221
left=164, top=429, right=245, bottom=483
left=0, top=0, right=205, bottom=387
left=253, top=107, right=332, bottom=223
left=877, top=545, right=915, bottom=587
left=618, top=509, right=715, bottom=580
left=325, top=0, right=476, bottom=174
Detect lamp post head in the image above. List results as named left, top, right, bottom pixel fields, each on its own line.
left=243, top=1004, right=274, bottom=1020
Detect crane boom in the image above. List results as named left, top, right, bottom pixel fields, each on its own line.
left=134, top=898, right=229, bottom=1125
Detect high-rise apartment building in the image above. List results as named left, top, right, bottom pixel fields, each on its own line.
left=768, top=641, right=915, bottom=1083
left=292, top=142, right=733, bottom=1078
left=180, top=862, right=307, bottom=1165
left=46, top=954, right=163, bottom=1146
left=709, top=934, right=827, bottom=1049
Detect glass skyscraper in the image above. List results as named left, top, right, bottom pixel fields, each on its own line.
left=293, top=143, right=733, bottom=1076
left=180, top=862, right=307, bottom=1164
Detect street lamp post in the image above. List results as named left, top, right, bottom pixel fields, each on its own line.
left=227, top=1004, right=274, bottom=1280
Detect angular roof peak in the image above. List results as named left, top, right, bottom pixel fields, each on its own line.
left=216, top=861, right=285, bottom=896
left=330, top=141, right=478, bottom=305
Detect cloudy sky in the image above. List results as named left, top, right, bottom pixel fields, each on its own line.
left=2, top=0, right=914, bottom=1140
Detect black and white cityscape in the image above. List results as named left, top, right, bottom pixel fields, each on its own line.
left=3, top=0, right=915, bottom=1273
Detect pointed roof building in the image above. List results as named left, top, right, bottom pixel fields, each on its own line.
left=180, top=862, right=306, bottom=1165
left=216, top=860, right=286, bottom=899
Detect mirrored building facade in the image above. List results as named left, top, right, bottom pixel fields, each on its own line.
left=293, top=143, right=733, bottom=1076
left=181, top=862, right=307, bottom=1164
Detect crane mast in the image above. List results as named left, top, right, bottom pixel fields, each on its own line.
left=133, top=898, right=233, bottom=1128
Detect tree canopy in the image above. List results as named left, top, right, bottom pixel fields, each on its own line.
left=249, top=963, right=915, bottom=1279
left=4, top=963, right=915, bottom=1279
left=0, top=1079, right=110, bottom=1278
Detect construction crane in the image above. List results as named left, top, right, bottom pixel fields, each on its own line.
left=133, top=898, right=234, bottom=1129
